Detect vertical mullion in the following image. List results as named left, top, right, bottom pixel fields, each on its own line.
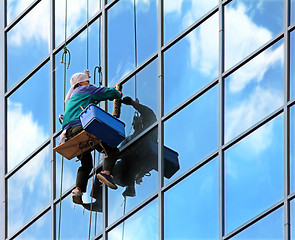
left=284, top=0, right=291, bottom=240
left=50, top=0, right=56, bottom=239
left=157, top=0, right=164, bottom=239
left=219, top=0, right=225, bottom=239
left=102, top=1, right=108, bottom=239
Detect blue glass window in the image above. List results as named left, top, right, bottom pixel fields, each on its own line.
left=291, top=30, right=295, bottom=101
left=225, top=40, right=284, bottom=143
left=225, top=0, right=284, bottom=71
left=164, top=0, right=218, bottom=44
left=7, top=0, right=50, bottom=90
left=164, top=12, right=218, bottom=115
left=291, top=105, right=295, bottom=194
left=291, top=199, right=295, bottom=240
left=225, top=115, right=284, bottom=233
left=164, top=158, right=218, bottom=240
left=164, top=85, right=218, bottom=184
left=6, top=0, right=35, bottom=25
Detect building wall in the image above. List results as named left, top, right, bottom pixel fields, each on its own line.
left=1, top=0, right=295, bottom=239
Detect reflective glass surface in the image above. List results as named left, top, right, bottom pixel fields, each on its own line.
left=225, top=115, right=284, bottom=233
left=164, top=12, right=218, bottom=114
left=8, top=145, right=51, bottom=237
left=292, top=0, right=295, bottom=25
left=291, top=105, right=295, bottom=194
left=56, top=193, right=102, bottom=239
left=291, top=30, right=295, bottom=100
left=107, top=0, right=157, bottom=86
left=7, top=63, right=50, bottom=172
left=291, top=199, right=295, bottom=240
left=230, top=207, right=284, bottom=240
left=7, top=0, right=50, bottom=90
left=164, top=85, right=218, bottom=184
left=225, top=40, right=284, bottom=143
left=112, top=59, right=158, bottom=144
left=108, top=129, right=158, bottom=225
left=6, top=0, right=35, bottom=24
left=164, top=0, right=218, bottom=44
left=225, top=0, right=284, bottom=70
left=55, top=19, right=101, bottom=133
left=108, top=199, right=158, bottom=240
left=164, top=158, right=218, bottom=240
left=55, top=0, right=101, bottom=47
left=15, top=210, right=51, bottom=240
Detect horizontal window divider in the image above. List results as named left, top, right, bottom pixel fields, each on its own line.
left=7, top=202, right=51, bottom=240
left=223, top=199, right=284, bottom=240
left=53, top=184, right=75, bottom=204
left=222, top=106, right=284, bottom=151
left=5, top=138, right=51, bottom=179
left=5, top=56, right=50, bottom=98
left=222, top=31, right=285, bottom=79
left=162, top=150, right=219, bottom=193
left=162, top=5, right=219, bottom=53
left=4, top=0, right=41, bottom=33
left=105, top=0, right=120, bottom=11
left=288, top=192, right=295, bottom=201
left=162, top=77, right=219, bottom=122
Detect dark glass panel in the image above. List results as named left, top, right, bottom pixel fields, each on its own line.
left=164, top=0, right=218, bottom=44
left=7, top=63, right=50, bottom=172
left=164, top=12, right=218, bottom=114
left=230, top=207, right=284, bottom=240
left=225, top=40, right=284, bottom=143
left=108, top=129, right=158, bottom=225
left=164, top=85, right=218, bottom=184
left=15, top=210, right=51, bottom=240
left=8, top=145, right=51, bottom=237
left=108, top=199, right=158, bottom=240
left=225, top=0, right=284, bottom=70
left=107, top=0, right=157, bottom=86
left=7, top=0, right=50, bottom=90
left=56, top=193, right=102, bottom=239
left=225, top=115, right=284, bottom=233
left=164, top=158, right=218, bottom=240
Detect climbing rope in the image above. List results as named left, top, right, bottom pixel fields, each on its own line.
left=58, top=0, right=71, bottom=239
left=133, top=0, right=138, bottom=100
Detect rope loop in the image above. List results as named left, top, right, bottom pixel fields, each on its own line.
left=93, top=66, right=102, bottom=87
left=61, top=46, right=71, bottom=69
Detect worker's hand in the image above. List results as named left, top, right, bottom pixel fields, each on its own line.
left=121, top=96, right=133, bottom=105
left=119, top=91, right=123, bottom=98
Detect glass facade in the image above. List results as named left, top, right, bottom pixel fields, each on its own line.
left=1, top=0, right=295, bottom=240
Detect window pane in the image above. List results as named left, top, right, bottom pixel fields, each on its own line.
left=112, top=59, right=158, bottom=145
left=225, top=0, right=284, bottom=70
left=55, top=0, right=101, bottom=47
left=292, top=0, right=295, bottom=25
left=108, top=199, right=158, bottom=240
left=8, top=145, right=51, bottom=237
left=225, top=115, right=284, bottom=233
left=225, top=40, right=284, bottom=143
left=6, top=0, right=35, bottom=25
left=164, top=0, right=218, bottom=44
left=291, top=199, right=295, bottom=240
left=55, top=19, right=101, bottom=133
left=7, top=0, right=50, bottom=90
left=164, top=12, right=218, bottom=114
left=164, top=85, right=218, bottom=184
left=7, top=63, right=50, bottom=172
left=164, top=158, right=218, bottom=240
left=15, top=210, right=51, bottom=240
left=230, top=207, right=284, bottom=240
left=56, top=193, right=102, bottom=239
left=291, top=105, right=295, bottom=194
left=291, top=30, right=295, bottom=101
left=108, top=129, right=158, bottom=225
left=107, top=0, right=157, bottom=85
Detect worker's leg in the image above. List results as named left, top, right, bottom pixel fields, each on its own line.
left=76, top=151, right=93, bottom=192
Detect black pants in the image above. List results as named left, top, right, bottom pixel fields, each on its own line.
left=66, top=125, right=119, bottom=192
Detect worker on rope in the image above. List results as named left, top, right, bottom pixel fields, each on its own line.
left=60, top=71, right=122, bottom=204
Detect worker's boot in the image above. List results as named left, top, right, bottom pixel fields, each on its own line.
left=97, top=172, right=118, bottom=190
left=72, top=188, right=83, bottom=204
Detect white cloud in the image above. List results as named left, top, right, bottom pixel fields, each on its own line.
left=225, top=86, right=283, bottom=143
left=164, top=0, right=184, bottom=16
